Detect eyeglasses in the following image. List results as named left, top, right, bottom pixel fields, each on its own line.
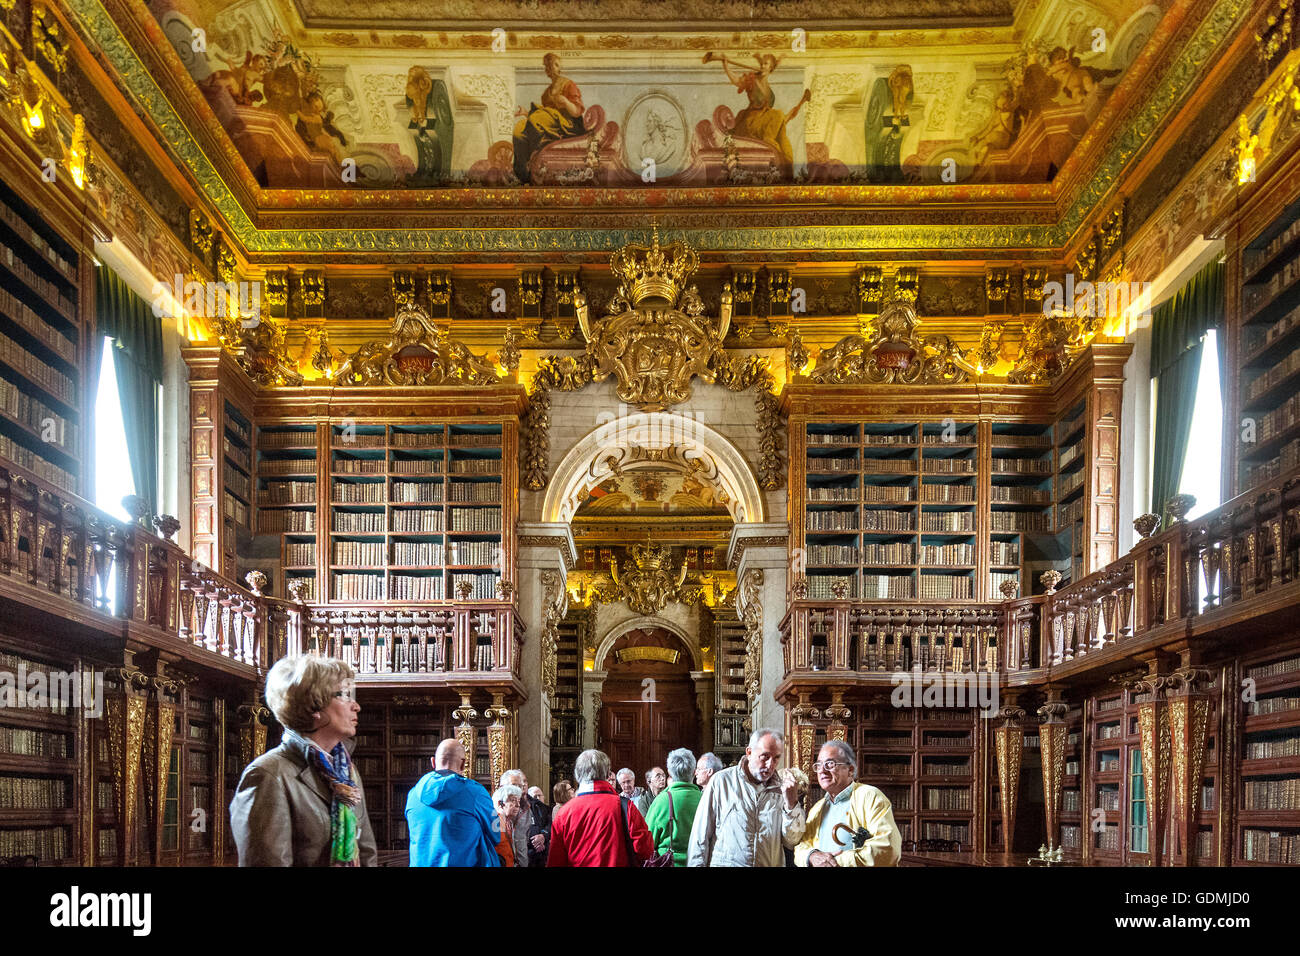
left=333, top=684, right=356, bottom=703
left=813, top=760, right=847, bottom=772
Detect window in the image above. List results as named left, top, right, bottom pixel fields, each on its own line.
left=1129, top=748, right=1148, bottom=854
left=1179, top=329, right=1222, bottom=521
left=94, top=337, right=136, bottom=522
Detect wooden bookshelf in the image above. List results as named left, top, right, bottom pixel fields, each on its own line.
left=1237, top=647, right=1300, bottom=864
left=255, top=423, right=321, bottom=601
left=0, top=178, right=82, bottom=496
left=1239, top=198, right=1300, bottom=494
left=0, top=644, right=78, bottom=865
left=352, top=696, right=494, bottom=852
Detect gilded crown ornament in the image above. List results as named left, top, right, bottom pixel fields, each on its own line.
left=576, top=227, right=731, bottom=410
left=606, top=537, right=704, bottom=615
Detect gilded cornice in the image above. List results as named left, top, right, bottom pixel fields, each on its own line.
left=59, top=0, right=1251, bottom=257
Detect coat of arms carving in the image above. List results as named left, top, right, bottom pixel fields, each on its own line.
left=576, top=227, right=732, bottom=410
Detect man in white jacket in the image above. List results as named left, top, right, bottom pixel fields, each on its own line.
left=687, top=728, right=805, bottom=866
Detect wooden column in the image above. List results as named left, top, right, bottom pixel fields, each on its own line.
left=993, top=705, right=1026, bottom=853
left=1038, top=694, right=1068, bottom=852
left=485, top=694, right=513, bottom=781
left=142, top=675, right=179, bottom=864
left=453, top=692, right=478, bottom=771
left=1167, top=666, right=1212, bottom=866
left=1131, top=671, right=1171, bottom=865
left=104, top=667, right=150, bottom=865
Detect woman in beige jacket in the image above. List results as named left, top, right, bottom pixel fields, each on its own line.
left=229, top=655, right=378, bottom=866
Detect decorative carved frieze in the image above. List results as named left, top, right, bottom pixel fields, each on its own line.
left=335, top=303, right=501, bottom=386
left=810, top=299, right=971, bottom=385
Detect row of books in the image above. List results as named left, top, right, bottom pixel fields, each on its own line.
left=1242, top=778, right=1300, bottom=810
left=992, top=458, right=1053, bottom=474
left=1244, top=299, right=1300, bottom=356
left=1246, top=217, right=1300, bottom=276
left=223, top=492, right=248, bottom=527
left=1058, top=441, right=1084, bottom=469
left=990, top=485, right=1051, bottom=504
left=921, top=823, right=970, bottom=843
left=332, top=458, right=385, bottom=474
left=392, top=509, right=445, bottom=533
left=806, top=544, right=861, bottom=565
left=1247, top=656, right=1300, bottom=679
left=919, top=543, right=974, bottom=565
left=921, top=459, right=976, bottom=474
left=449, top=509, right=502, bottom=532
left=224, top=466, right=250, bottom=501
left=259, top=430, right=316, bottom=448
left=0, top=826, right=68, bottom=860
left=1244, top=436, right=1300, bottom=488
left=0, top=374, right=77, bottom=450
left=266, top=480, right=318, bottom=503
left=225, top=415, right=250, bottom=445
left=285, top=543, right=315, bottom=565
left=223, top=435, right=251, bottom=472
left=0, top=726, right=68, bottom=758
left=333, top=511, right=385, bottom=533
left=393, top=542, right=444, bottom=566
left=453, top=573, right=500, bottom=600
left=0, top=776, right=68, bottom=809
left=922, top=512, right=974, bottom=532
left=1244, top=247, right=1300, bottom=316
left=862, top=542, right=916, bottom=564
left=1063, top=790, right=1081, bottom=812
left=1241, top=829, right=1300, bottom=863
left=808, top=487, right=858, bottom=502
left=991, top=434, right=1052, bottom=448
left=0, top=286, right=76, bottom=361
left=990, top=511, right=1052, bottom=531
left=452, top=541, right=500, bottom=565
left=1247, top=694, right=1300, bottom=715
left=862, top=574, right=914, bottom=600
left=1245, top=343, right=1300, bottom=404
left=392, top=481, right=444, bottom=503
left=334, top=542, right=386, bottom=565
left=1056, top=415, right=1085, bottom=443
left=920, top=485, right=975, bottom=503
left=286, top=575, right=316, bottom=600
left=0, top=199, right=76, bottom=279
left=806, top=433, right=857, bottom=446
left=989, top=542, right=1020, bottom=564
left=923, top=789, right=971, bottom=810
left=0, top=244, right=75, bottom=318
left=1244, top=735, right=1300, bottom=759
left=806, top=510, right=856, bottom=531
left=1256, top=392, right=1300, bottom=444
left=258, top=457, right=315, bottom=475
left=261, top=509, right=316, bottom=532
left=918, top=575, right=973, bottom=600
left=1095, top=826, right=1121, bottom=850
left=1059, top=469, right=1086, bottom=498
left=391, top=459, right=442, bottom=474
left=990, top=571, right=1019, bottom=594
left=806, top=456, right=859, bottom=473
left=0, top=433, right=75, bottom=491
left=333, top=573, right=386, bottom=601
left=1059, top=497, right=1085, bottom=526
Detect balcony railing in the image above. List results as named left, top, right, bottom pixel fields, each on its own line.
left=0, top=464, right=264, bottom=672
left=1043, top=469, right=1300, bottom=667
left=779, top=467, right=1300, bottom=685
left=288, top=601, right=524, bottom=681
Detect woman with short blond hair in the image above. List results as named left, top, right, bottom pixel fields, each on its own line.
left=230, top=655, right=377, bottom=866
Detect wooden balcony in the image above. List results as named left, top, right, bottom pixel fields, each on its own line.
left=0, top=464, right=264, bottom=681
left=778, top=465, right=1300, bottom=697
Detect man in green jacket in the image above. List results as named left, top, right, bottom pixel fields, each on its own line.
left=644, top=747, right=703, bottom=866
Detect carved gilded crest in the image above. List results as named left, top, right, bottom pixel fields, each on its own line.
left=576, top=228, right=732, bottom=410
left=335, top=303, right=502, bottom=386
left=810, top=298, right=971, bottom=385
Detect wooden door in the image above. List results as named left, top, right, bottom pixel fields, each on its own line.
left=599, top=676, right=700, bottom=774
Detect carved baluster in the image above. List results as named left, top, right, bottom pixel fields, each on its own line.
left=1270, top=517, right=1286, bottom=587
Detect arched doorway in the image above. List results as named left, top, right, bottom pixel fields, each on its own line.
left=597, top=627, right=701, bottom=775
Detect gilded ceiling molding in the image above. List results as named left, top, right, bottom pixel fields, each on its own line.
left=59, top=0, right=1252, bottom=256
left=809, top=298, right=972, bottom=385
left=334, top=303, right=501, bottom=386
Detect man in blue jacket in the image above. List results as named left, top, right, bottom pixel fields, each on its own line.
left=407, top=738, right=502, bottom=866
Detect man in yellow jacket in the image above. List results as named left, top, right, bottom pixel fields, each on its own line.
left=794, top=740, right=902, bottom=867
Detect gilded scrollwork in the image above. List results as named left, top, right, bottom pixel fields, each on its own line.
left=738, top=568, right=764, bottom=713
left=335, top=303, right=502, bottom=386
left=810, top=298, right=972, bottom=385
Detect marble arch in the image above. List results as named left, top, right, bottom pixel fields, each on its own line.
left=540, top=411, right=766, bottom=527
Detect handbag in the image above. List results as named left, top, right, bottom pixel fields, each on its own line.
left=619, top=794, right=674, bottom=867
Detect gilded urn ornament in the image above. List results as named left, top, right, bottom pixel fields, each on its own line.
left=576, top=227, right=732, bottom=410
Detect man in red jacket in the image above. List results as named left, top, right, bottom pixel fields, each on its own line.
left=547, top=748, right=655, bottom=866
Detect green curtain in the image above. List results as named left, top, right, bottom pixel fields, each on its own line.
left=1149, top=259, right=1224, bottom=523
left=95, top=266, right=163, bottom=516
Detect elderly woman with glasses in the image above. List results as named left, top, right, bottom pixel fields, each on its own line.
left=230, top=655, right=378, bottom=866
left=793, top=740, right=901, bottom=867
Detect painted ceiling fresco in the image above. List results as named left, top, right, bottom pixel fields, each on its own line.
left=145, top=0, right=1167, bottom=190
left=575, top=469, right=732, bottom=519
